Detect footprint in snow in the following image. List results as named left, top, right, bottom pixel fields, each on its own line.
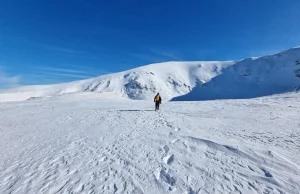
left=162, top=145, right=169, bottom=154
left=163, top=154, right=174, bottom=165
left=155, top=168, right=176, bottom=186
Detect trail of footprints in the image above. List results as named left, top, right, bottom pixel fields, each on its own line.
left=155, top=112, right=289, bottom=194
left=155, top=112, right=181, bottom=192
left=1, top=111, right=292, bottom=194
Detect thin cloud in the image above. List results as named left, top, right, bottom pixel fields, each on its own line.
left=247, top=48, right=285, bottom=58
left=28, top=65, right=111, bottom=84
left=0, top=67, right=21, bottom=89
left=44, top=72, right=91, bottom=79
left=73, top=65, right=112, bottom=75
left=128, top=49, right=183, bottom=63
left=45, top=46, right=84, bottom=55
left=32, top=65, right=109, bottom=76
left=31, top=68, right=93, bottom=79
left=127, top=47, right=184, bottom=63
left=22, top=71, right=92, bottom=86
left=148, top=49, right=183, bottom=61
left=11, top=37, right=85, bottom=56
left=127, top=53, right=162, bottom=63
left=34, top=66, right=90, bottom=74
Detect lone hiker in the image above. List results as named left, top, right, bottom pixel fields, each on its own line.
left=154, top=93, right=162, bottom=111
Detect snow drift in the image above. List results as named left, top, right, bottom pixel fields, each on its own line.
left=1, top=47, right=300, bottom=102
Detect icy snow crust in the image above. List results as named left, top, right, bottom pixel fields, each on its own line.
left=0, top=92, right=299, bottom=193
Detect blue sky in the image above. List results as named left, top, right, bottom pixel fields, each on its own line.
left=1, top=0, right=300, bottom=88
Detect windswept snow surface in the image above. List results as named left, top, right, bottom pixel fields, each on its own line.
left=1, top=47, right=300, bottom=102
left=0, top=92, right=300, bottom=194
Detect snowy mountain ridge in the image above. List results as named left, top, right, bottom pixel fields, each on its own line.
left=1, top=47, right=300, bottom=102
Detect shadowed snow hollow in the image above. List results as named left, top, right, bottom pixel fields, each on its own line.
left=0, top=47, right=300, bottom=102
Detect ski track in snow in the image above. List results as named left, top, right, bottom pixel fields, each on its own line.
left=0, top=93, right=300, bottom=194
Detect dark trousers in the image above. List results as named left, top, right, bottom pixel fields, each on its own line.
left=155, top=101, right=160, bottom=110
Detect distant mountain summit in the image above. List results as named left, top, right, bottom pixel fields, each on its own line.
left=1, top=47, right=300, bottom=102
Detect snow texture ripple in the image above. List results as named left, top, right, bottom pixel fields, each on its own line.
left=0, top=93, right=299, bottom=193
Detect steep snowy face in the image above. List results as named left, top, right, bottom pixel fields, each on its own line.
left=0, top=47, right=300, bottom=102
left=173, top=47, right=300, bottom=101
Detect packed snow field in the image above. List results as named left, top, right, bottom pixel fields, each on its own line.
left=0, top=92, right=299, bottom=194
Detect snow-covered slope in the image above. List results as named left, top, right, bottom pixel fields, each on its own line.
left=174, top=47, right=300, bottom=101
left=0, top=61, right=235, bottom=102
left=0, top=93, right=299, bottom=193
left=1, top=47, right=300, bottom=102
